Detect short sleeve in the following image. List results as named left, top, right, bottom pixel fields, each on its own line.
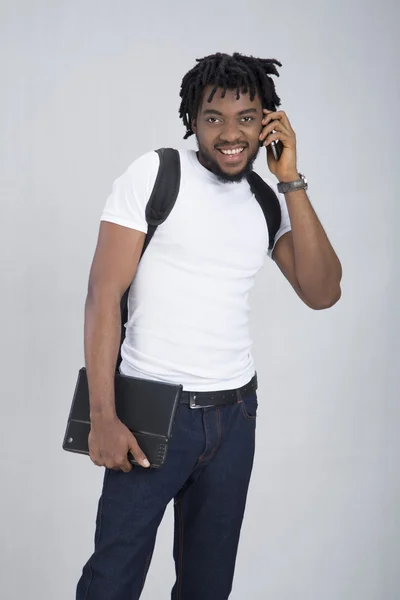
left=100, top=151, right=160, bottom=233
left=265, top=176, right=292, bottom=259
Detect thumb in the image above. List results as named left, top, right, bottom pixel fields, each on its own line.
left=128, top=435, right=150, bottom=468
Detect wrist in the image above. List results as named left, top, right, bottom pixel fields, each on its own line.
left=279, top=171, right=300, bottom=182
left=90, top=407, right=118, bottom=424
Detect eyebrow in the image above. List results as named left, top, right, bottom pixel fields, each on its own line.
left=202, top=108, right=258, bottom=117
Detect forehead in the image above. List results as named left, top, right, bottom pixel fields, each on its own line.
left=199, top=85, right=262, bottom=114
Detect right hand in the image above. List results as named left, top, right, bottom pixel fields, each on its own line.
left=88, top=415, right=150, bottom=472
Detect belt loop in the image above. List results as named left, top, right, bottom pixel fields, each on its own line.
left=236, top=389, right=242, bottom=404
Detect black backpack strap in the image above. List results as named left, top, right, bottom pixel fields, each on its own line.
left=117, top=148, right=181, bottom=370
left=247, top=171, right=281, bottom=252
left=141, top=148, right=181, bottom=257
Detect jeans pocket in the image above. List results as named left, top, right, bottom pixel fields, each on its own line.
left=240, top=392, right=258, bottom=420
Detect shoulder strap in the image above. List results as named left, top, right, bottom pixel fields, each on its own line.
left=117, top=148, right=181, bottom=370
left=246, top=171, right=281, bottom=252
left=141, top=148, right=181, bottom=257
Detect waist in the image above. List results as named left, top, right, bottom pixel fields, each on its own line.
left=179, top=374, right=258, bottom=408
left=120, top=339, right=256, bottom=392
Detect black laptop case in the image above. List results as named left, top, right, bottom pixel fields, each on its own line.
left=63, top=368, right=182, bottom=468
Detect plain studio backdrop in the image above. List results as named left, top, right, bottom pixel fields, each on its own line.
left=1, top=1, right=399, bottom=599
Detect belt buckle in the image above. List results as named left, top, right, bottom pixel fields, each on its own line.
left=189, top=392, right=213, bottom=410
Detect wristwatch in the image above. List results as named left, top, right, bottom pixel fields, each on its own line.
left=277, top=173, right=308, bottom=194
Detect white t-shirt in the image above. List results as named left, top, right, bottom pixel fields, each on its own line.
left=101, top=149, right=291, bottom=391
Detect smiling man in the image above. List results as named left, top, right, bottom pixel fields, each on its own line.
left=76, top=52, right=342, bottom=600
left=194, top=92, right=262, bottom=182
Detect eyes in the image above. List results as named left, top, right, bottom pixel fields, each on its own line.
left=206, top=116, right=255, bottom=124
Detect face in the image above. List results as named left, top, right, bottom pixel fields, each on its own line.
left=192, top=85, right=264, bottom=183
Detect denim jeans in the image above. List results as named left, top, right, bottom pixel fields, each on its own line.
left=76, top=388, right=258, bottom=600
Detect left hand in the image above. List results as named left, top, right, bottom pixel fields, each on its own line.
left=259, top=109, right=299, bottom=182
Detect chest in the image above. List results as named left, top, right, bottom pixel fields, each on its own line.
left=151, top=179, right=268, bottom=274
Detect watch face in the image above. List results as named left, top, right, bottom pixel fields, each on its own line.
left=299, top=173, right=307, bottom=184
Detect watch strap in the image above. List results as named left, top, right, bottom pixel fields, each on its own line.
left=277, top=173, right=308, bottom=194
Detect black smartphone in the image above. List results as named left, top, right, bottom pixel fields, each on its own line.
left=260, top=123, right=284, bottom=160
left=270, top=137, right=284, bottom=161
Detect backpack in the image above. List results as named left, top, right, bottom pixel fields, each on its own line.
left=117, top=147, right=281, bottom=368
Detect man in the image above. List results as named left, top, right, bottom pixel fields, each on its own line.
left=76, top=52, right=342, bottom=600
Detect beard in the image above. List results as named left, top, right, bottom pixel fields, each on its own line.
left=195, top=137, right=261, bottom=184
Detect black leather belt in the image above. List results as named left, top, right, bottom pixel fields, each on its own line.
left=180, top=374, right=258, bottom=409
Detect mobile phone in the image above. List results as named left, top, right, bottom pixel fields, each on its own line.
left=259, top=127, right=284, bottom=160
left=271, top=136, right=284, bottom=161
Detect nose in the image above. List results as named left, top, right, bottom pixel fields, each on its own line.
left=220, top=120, right=242, bottom=143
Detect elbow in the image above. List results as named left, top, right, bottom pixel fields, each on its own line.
left=309, top=286, right=342, bottom=310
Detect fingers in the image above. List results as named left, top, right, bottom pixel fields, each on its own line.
left=259, top=110, right=293, bottom=143
left=89, top=446, right=104, bottom=467
left=263, top=130, right=287, bottom=148
left=119, top=459, right=133, bottom=473
left=88, top=430, right=150, bottom=472
left=90, top=450, right=133, bottom=472
left=259, top=120, right=290, bottom=143
left=262, top=109, right=293, bottom=131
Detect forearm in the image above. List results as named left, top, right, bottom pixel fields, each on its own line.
left=84, top=290, right=122, bottom=421
left=285, top=187, right=342, bottom=305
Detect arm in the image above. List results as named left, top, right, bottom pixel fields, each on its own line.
left=272, top=187, right=342, bottom=310
left=259, top=109, right=342, bottom=310
left=85, top=221, right=149, bottom=470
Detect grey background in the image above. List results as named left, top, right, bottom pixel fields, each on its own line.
left=1, top=1, right=399, bottom=599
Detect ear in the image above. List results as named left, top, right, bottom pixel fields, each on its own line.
left=191, top=118, right=197, bottom=134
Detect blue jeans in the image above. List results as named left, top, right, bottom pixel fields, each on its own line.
left=76, top=388, right=258, bottom=600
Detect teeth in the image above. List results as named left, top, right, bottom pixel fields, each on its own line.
left=220, top=148, right=244, bottom=155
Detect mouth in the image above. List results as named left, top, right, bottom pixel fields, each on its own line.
left=215, top=146, right=247, bottom=166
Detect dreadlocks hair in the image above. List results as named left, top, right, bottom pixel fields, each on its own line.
left=179, top=52, right=283, bottom=139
